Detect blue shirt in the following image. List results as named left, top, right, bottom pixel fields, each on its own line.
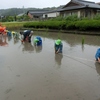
left=95, top=48, right=100, bottom=60
left=35, top=36, right=42, bottom=46
left=23, top=30, right=31, bottom=36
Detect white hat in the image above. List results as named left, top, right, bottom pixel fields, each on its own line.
left=31, top=31, right=33, bottom=34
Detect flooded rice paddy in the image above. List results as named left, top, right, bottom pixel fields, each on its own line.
left=0, top=31, right=100, bottom=100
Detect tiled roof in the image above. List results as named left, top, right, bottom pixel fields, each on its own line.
left=62, top=0, right=100, bottom=11
left=27, top=10, right=49, bottom=16
left=43, top=9, right=62, bottom=14
left=17, top=13, right=25, bottom=16
left=74, top=0, right=100, bottom=8
left=60, top=6, right=85, bottom=11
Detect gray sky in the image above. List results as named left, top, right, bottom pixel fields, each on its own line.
left=0, top=0, right=100, bottom=9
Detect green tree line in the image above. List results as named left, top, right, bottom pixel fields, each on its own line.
left=0, top=6, right=63, bottom=16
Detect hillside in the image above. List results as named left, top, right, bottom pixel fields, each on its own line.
left=0, top=5, right=63, bottom=16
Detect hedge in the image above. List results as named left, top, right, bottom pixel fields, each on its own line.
left=23, top=20, right=100, bottom=31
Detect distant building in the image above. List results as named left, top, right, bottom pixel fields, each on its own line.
left=27, top=0, right=100, bottom=19
left=0, top=16, right=5, bottom=19
left=17, top=13, right=26, bottom=17
left=60, top=0, right=100, bottom=18
left=43, top=10, right=60, bottom=18
left=27, top=10, right=49, bottom=19
left=97, top=2, right=100, bottom=5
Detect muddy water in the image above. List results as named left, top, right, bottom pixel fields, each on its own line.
left=0, top=32, right=100, bottom=100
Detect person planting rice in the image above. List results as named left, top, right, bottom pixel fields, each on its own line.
left=0, top=24, right=7, bottom=35
left=54, top=39, right=63, bottom=54
left=34, top=36, right=42, bottom=46
left=7, top=30, right=12, bottom=37
left=12, top=31, right=19, bottom=39
left=95, top=48, right=100, bottom=63
left=20, top=30, right=33, bottom=43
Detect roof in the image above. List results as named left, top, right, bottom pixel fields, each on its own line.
left=43, top=9, right=61, bottom=14
left=61, top=0, right=100, bottom=11
left=60, top=6, right=85, bottom=11
left=27, top=10, right=49, bottom=16
left=75, top=0, right=100, bottom=8
left=17, top=13, right=26, bottom=16
left=28, top=9, right=62, bottom=16
left=96, top=2, right=100, bottom=5
left=28, top=10, right=49, bottom=14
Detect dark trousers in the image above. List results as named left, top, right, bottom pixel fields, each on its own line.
left=55, top=44, right=63, bottom=53
left=23, top=35, right=31, bottom=43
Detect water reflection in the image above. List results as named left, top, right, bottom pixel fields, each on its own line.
left=22, top=42, right=34, bottom=53
left=81, top=44, right=85, bottom=52
left=55, top=54, right=63, bottom=66
left=13, top=38, right=20, bottom=44
left=34, top=32, right=100, bottom=46
left=0, top=35, right=8, bottom=46
left=8, top=36, right=12, bottom=41
left=34, top=45, right=42, bottom=53
left=95, top=62, right=100, bottom=75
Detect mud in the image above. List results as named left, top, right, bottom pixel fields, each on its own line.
left=0, top=32, right=100, bottom=100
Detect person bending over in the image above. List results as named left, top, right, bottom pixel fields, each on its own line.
left=34, top=36, right=42, bottom=46
left=95, top=48, right=100, bottom=63
left=21, top=30, right=33, bottom=43
left=54, top=39, right=63, bottom=54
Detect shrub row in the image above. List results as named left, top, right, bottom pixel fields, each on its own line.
left=23, top=21, right=67, bottom=30
left=23, top=20, right=100, bottom=31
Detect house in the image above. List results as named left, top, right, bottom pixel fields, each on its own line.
left=59, top=0, right=100, bottom=18
left=97, top=2, right=100, bottom=5
left=27, top=10, right=49, bottom=19
left=17, top=13, right=26, bottom=17
left=42, top=6, right=63, bottom=19
left=27, top=0, right=100, bottom=19
left=43, top=9, right=60, bottom=18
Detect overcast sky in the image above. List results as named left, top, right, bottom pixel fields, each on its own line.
left=0, top=0, right=100, bottom=9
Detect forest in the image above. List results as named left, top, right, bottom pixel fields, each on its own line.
left=0, top=5, right=63, bottom=16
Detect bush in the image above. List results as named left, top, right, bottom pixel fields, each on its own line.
left=66, top=21, right=76, bottom=30
left=64, top=15, right=79, bottom=21
left=23, top=16, right=100, bottom=31
left=93, top=14, right=100, bottom=20
left=75, top=20, right=100, bottom=31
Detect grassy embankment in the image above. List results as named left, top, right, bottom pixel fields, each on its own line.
left=23, top=20, right=100, bottom=32
left=2, top=22, right=27, bottom=30
left=2, top=15, right=100, bottom=33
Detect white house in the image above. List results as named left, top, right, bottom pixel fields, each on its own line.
left=43, top=10, right=60, bottom=18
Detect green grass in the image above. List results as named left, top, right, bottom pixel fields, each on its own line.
left=82, top=37, right=85, bottom=45
left=1, top=22, right=28, bottom=30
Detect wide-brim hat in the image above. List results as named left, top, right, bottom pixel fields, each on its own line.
left=55, top=39, right=61, bottom=45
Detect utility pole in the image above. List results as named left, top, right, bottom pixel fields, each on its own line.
left=23, top=6, right=25, bottom=14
